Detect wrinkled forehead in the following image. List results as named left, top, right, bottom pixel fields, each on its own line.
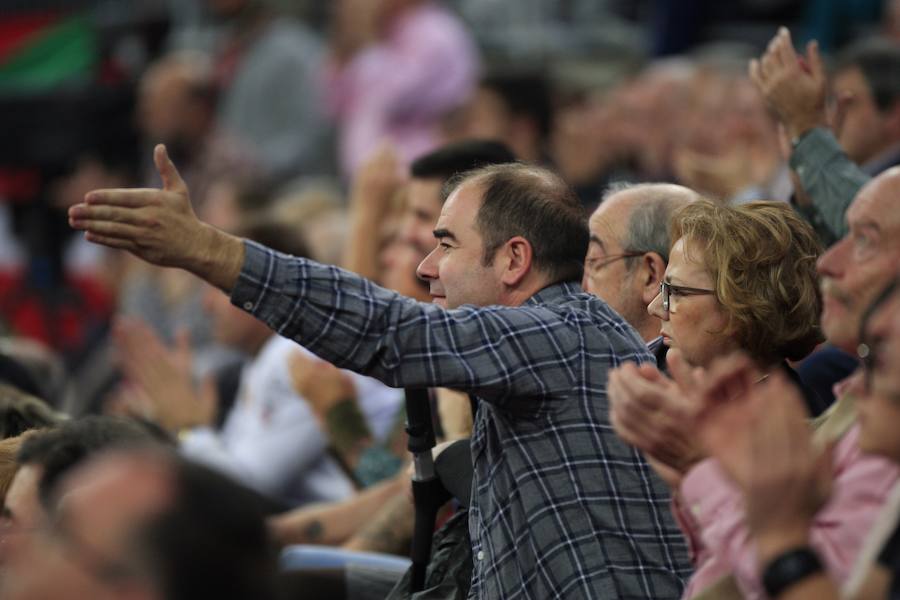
left=666, top=237, right=712, bottom=282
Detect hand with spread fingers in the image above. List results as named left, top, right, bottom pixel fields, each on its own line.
left=695, top=355, right=832, bottom=561
left=749, top=27, right=828, bottom=140
left=113, top=317, right=217, bottom=433
left=68, top=144, right=245, bottom=292
left=608, top=350, right=707, bottom=488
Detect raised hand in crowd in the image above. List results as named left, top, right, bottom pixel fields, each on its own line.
left=69, top=144, right=245, bottom=292
left=342, top=144, right=405, bottom=279
left=608, top=349, right=707, bottom=488
left=695, top=352, right=840, bottom=600
left=112, top=316, right=217, bottom=432
left=695, top=354, right=832, bottom=559
left=750, top=27, right=828, bottom=140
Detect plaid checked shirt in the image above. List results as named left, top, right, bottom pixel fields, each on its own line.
left=232, top=242, right=691, bottom=599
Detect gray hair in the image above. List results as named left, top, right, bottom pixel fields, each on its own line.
left=603, top=182, right=699, bottom=266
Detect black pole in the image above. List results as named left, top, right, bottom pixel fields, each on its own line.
left=405, top=387, right=447, bottom=592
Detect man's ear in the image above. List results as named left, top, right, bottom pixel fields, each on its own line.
left=640, top=252, right=667, bottom=305
left=499, top=236, right=533, bottom=287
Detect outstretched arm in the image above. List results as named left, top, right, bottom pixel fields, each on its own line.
left=69, top=144, right=245, bottom=292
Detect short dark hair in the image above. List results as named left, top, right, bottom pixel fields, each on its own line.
left=410, top=140, right=516, bottom=184
left=135, top=457, right=279, bottom=600
left=17, top=415, right=171, bottom=509
left=0, top=384, right=64, bottom=439
left=480, top=71, right=554, bottom=140
left=238, top=215, right=311, bottom=259
left=445, top=164, right=588, bottom=283
left=835, top=38, right=900, bottom=113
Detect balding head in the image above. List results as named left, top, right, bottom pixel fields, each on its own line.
left=584, top=183, right=699, bottom=341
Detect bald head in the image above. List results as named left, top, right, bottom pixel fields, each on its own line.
left=585, top=183, right=699, bottom=341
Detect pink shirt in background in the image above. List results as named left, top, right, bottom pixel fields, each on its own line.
left=675, top=424, right=900, bottom=599
left=323, top=2, right=479, bottom=178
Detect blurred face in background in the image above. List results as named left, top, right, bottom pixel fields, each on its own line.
left=833, top=66, right=894, bottom=165
left=857, top=284, right=900, bottom=460
left=400, top=177, right=445, bottom=259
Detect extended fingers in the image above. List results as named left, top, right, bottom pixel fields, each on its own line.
left=70, top=202, right=159, bottom=227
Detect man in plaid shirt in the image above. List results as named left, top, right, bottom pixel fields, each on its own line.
left=71, top=147, right=691, bottom=598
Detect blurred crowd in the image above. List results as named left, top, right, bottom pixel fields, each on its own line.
left=1, top=0, right=900, bottom=598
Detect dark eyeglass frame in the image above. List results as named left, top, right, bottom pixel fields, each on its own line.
left=659, top=281, right=716, bottom=313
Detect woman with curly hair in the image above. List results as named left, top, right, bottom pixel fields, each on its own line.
left=648, top=199, right=826, bottom=413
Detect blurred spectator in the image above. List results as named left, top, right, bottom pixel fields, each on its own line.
left=0, top=433, right=34, bottom=510
left=671, top=62, right=786, bottom=203
left=196, top=0, right=332, bottom=181
left=0, top=415, right=171, bottom=572
left=1, top=448, right=280, bottom=600
left=324, top=0, right=479, bottom=178
left=0, top=338, right=70, bottom=411
left=0, top=384, right=64, bottom=440
left=831, top=39, right=900, bottom=174
left=136, top=51, right=258, bottom=204
left=451, top=71, right=553, bottom=165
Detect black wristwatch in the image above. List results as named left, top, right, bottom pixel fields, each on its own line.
left=762, top=546, right=824, bottom=597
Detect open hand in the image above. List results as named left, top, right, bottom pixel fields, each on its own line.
left=69, top=144, right=244, bottom=291
left=749, top=27, right=828, bottom=140
left=608, top=352, right=706, bottom=487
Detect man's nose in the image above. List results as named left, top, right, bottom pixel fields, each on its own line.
left=416, top=247, right=439, bottom=282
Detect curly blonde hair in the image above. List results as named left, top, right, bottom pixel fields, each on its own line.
left=671, top=200, right=823, bottom=363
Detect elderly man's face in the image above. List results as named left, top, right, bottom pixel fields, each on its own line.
left=583, top=192, right=651, bottom=336
left=817, top=169, right=900, bottom=352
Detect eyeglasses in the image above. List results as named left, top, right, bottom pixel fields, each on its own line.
left=585, top=251, right=645, bottom=273
left=659, top=281, right=715, bottom=313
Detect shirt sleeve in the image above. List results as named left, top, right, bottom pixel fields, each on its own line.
left=790, top=127, right=870, bottom=241
left=231, top=242, right=597, bottom=407
left=179, top=340, right=347, bottom=500
left=679, top=426, right=900, bottom=598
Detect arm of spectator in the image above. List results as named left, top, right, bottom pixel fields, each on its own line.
left=70, top=144, right=246, bottom=293
left=288, top=349, right=374, bottom=474
left=685, top=359, right=899, bottom=598
left=788, top=128, right=870, bottom=242
left=232, top=242, right=650, bottom=404
left=342, top=492, right=416, bottom=555
left=268, top=472, right=406, bottom=547
left=341, top=145, right=404, bottom=279
left=750, top=27, right=868, bottom=240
